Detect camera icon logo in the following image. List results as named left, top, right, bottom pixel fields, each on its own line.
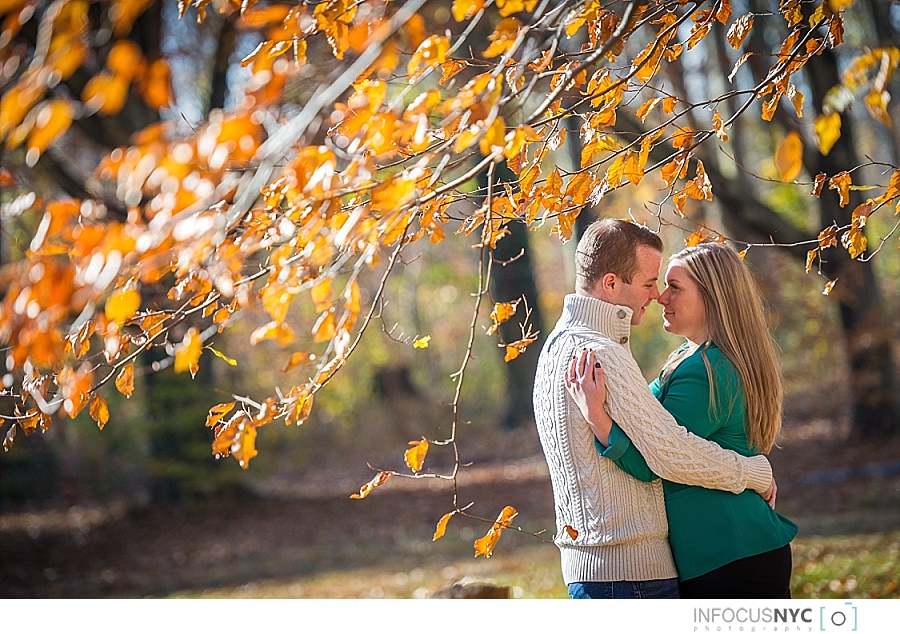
left=820, top=602, right=857, bottom=631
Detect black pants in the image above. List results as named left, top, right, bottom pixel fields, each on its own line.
left=679, top=544, right=793, bottom=599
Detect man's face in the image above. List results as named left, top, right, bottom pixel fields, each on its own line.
left=610, top=245, right=662, bottom=325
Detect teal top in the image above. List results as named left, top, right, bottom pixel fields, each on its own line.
left=598, top=343, right=797, bottom=581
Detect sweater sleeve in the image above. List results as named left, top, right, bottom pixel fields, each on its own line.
left=594, top=344, right=772, bottom=495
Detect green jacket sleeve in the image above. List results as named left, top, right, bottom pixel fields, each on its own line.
left=596, top=424, right=658, bottom=482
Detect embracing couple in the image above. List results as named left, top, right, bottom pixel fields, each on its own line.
left=533, top=219, right=797, bottom=600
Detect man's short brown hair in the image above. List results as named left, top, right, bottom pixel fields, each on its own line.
left=575, top=219, right=663, bottom=294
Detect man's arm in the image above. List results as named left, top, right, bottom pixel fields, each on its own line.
left=593, top=344, right=772, bottom=495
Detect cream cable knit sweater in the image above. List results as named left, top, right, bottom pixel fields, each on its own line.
left=533, top=294, right=774, bottom=584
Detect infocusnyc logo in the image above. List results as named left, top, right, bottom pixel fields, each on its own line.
left=693, top=602, right=858, bottom=632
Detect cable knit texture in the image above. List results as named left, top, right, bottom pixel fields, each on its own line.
left=533, top=294, right=773, bottom=585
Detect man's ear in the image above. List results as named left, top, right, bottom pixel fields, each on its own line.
left=600, top=272, right=618, bottom=293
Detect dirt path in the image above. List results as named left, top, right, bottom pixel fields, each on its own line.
left=2, top=419, right=898, bottom=598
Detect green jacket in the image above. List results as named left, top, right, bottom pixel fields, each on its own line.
left=599, top=343, right=797, bottom=581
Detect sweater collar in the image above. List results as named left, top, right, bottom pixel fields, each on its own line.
left=559, top=294, right=633, bottom=348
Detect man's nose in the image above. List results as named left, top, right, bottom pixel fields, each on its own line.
left=650, top=283, right=660, bottom=301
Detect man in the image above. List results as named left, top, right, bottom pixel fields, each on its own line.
left=532, top=219, right=774, bottom=599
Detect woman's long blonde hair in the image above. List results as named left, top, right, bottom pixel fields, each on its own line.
left=659, top=243, right=783, bottom=453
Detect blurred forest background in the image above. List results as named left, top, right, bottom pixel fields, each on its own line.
left=1, top=0, right=899, bottom=598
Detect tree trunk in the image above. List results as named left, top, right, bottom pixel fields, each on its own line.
left=478, top=164, right=544, bottom=429
left=802, top=48, right=900, bottom=437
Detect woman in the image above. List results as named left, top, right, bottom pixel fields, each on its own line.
left=566, top=242, right=797, bottom=599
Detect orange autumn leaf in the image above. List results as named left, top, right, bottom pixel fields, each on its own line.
left=404, top=437, right=429, bottom=472
left=174, top=327, right=202, bottom=375
left=232, top=423, right=258, bottom=469
left=565, top=525, right=579, bottom=540
left=775, top=130, right=803, bottom=182
left=504, top=332, right=539, bottom=362
left=474, top=505, right=517, bottom=558
left=805, top=249, right=817, bottom=273
left=26, top=100, right=74, bottom=160
left=433, top=511, right=456, bottom=541
left=115, top=364, right=134, bottom=398
left=811, top=172, right=827, bottom=197
left=828, top=171, right=852, bottom=207
left=487, top=301, right=519, bottom=336
left=286, top=384, right=314, bottom=425
left=350, top=471, right=393, bottom=499
left=206, top=402, right=236, bottom=427
left=282, top=351, right=316, bottom=373
left=452, top=0, right=486, bottom=22
left=823, top=278, right=838, bottom=295
left=81, top=72, right=130, bottom=116
left=841, top=227, right=867, bottom=259
left=89, top=394, right=110, bottom=430
left=250, top=321, right=295, bottom=346
left=483, top=17, right=521, bottom=58
left=137, top=59, right=173, bottom=110
left=818, top=225, right=839, bottom=249
left=685, top=230, right=708, bottom=247
left=726, top=13, right=754, bottom=49
left=312, top=308, right=336, bottom=343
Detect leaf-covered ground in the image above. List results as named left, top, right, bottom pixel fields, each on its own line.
left=1, top=418, right=898, bottom=599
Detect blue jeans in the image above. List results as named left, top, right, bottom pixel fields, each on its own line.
left=568, top=578, right=680, bottom=599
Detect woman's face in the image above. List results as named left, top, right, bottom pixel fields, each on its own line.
left=658, top=262, right=708, bottom=344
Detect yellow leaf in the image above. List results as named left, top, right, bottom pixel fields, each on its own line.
left=413, top=335, right=431, bottom=349
left=452, top=0, right=485, bottom=22
left=208, top=346, right=237, bottom=366
left=312, top=309, right=336, bottom=343
left=805, top=249, right=817, bottom=273
left=350, top=471, right=393, bottom=499
left=433, top=512, right=456, bottom=541
left=115, top=364, right=134, bottom=398
left=407, top=35, right=450, bottom=82
left=815, top=112, right=841, bottom=155
left=206, top=402, right=236, bottom=428
left=685, top=230, right=708, bottom=247
left=823, top=278, right=838, bottom=295
left=775, top=130, right=803, bottom=182
left=483, top=17, right=521, bottom=58
left=174, top=327, right=203, bottom=374
left=105, top=287, right=141, bottom=324
left=479, top=116, right=506, bottom=156
left=250, top=321, right=295, bottom=346
left=89, top=394, right=110, bottom=430
left=310, top=278, right=333, bottom=312
left=404, top=437, right=429, bottom=472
